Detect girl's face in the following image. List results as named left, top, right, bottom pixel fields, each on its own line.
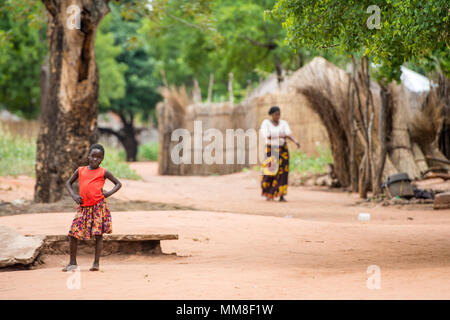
left=271, top=110, right=281, bottom=122
left=88, top=149, right=104, bottom=169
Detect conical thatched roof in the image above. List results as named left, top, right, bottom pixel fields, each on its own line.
left=247, top=56, right=448, bottom=187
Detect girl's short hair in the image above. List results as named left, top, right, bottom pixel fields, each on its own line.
left=268, top=106, right=280, bottom=115
left=89, top=143, right=105, bottom=155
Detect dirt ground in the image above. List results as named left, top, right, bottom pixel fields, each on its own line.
left=1, top=161, right=450, bottom=299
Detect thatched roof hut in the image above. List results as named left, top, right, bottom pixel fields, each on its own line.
left=157, top=57, right=448, bottom=185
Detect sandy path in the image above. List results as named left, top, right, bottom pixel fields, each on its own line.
left=116, top=162, right=449, bottom=223
left=1, top=210, right=450, bottom=299
left=1, top=161, right=450, bottom=299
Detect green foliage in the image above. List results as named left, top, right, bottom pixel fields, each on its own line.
left=0, top=124, right=36, bottom=177
left=269, top=0, right=449, bottom=82
left=405, top=46, right=450, bottom=79
left=137, top=141, right=159, bottom=161
left=244, top=146, right=333, bottom=175
left=138, top=2, right=220, bottom=97
left=290, top=146, right=333, bottom=175
left=0, top=1, right=47, bottom=118
left=0, top=123, right=141, bottom=180
left=102, top=146, right=142, bottom=180
left=96, top=15, right=128, bottom=108
left=101, top=3, right=161, bottom=122
left=140, top=0, right=302, bottom=103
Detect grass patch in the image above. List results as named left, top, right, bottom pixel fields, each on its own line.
left=0, top=125, right=36, bottom=177
left=137, top=141, right=159, bottom=161
left=103, top=146, right=142, bottom=180
left=290, top=146, right=333, bottom=175
left=0, top=123, right=141, bottom=180
left=242, top=147, right=332, bottom=176
left=242, top=165, right=261, bottom=173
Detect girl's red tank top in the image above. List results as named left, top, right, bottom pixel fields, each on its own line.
left=78, top=166, right=106, bottom=207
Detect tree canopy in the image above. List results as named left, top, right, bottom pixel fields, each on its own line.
left=140, top=0, right=307, bottom=102
left=0, top=1, right=47, bottom=118
left=97, top=3, right=161, bottom=123
left=269, top=0, right=449, bottom=81
left=1, top=0, right=448, bottom=119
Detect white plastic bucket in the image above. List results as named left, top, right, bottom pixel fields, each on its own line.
left=358, top=213, right=371, bottom=221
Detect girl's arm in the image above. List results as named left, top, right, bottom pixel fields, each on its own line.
left=102, top=170, right=122, bottom=198
left=66, top=168, right=83, bottom=205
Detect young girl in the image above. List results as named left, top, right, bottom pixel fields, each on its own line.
left=63, top=143, right=122, bottom=272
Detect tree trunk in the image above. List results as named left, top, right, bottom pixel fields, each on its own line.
left=274, top=54, right=283, bottom=84
left=121, top=123, right=138, bottom=161
left=35, top=0, right=110, bottom=203
left=358, top=153, right=369, bottom=199
left=99, top=109, right=139, bottom=161
left=39, top=54, right=50, bottom=121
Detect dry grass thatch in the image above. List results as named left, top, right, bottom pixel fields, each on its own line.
left=158, top=85, right=190, bottom=115
left=157, top=57, right=447, bottom=185
left=409, top=89, right=444, bottom=146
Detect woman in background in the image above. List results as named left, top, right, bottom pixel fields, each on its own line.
left=260, top=106, right=300, bottom=202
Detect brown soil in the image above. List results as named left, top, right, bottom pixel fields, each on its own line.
left=0, top=161, right=449, bottom=299
left=0, top=196, right=195, bottom=217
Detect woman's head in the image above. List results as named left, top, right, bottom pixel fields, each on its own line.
left=268, top=106, right=281, bottom=122
left=88, top=144, right=104, bottom=169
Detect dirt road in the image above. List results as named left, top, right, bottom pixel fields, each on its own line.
left=0, top=162, right=449, bottom=299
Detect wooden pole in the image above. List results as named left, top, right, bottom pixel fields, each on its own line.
left=246, top=79, right=252, bottom=98
left=160, top=69, right=168, bottom=87
left=228, top=72, right=234, bottom=106
left=193, top=78, right=202, bottom=103
left=207, top=73, right=214, bottom=103
left=348, top=74, right=358, bottom=192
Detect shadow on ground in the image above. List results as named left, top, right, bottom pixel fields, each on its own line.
left=0, top=196, right=196, bottom=216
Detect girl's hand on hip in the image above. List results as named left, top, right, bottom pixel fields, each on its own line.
left=102, top=189, right=110, bottom=198
left=73, top=194, right=82, bottom=205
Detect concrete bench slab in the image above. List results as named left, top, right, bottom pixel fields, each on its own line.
left=26, top=234, right=179, bottom=256
left=0, top=226, right=45, bottom=268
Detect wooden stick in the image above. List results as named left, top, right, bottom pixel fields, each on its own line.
left=207, top=73, right=214, bottom=103
left=426, top=156, right=450, bottom=165
left=422, top=173, right=450, bottom=180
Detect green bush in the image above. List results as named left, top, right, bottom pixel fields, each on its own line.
left=0, top=123, right=141, bottom=180
left=290, top=146, right=333, bottom=175
left=245, top=146, right=332, bottom=175
left=137, top=141, right=158, bottom=161
left=0, top=124, right=36, bottom=177
left=103, top=145, right=142, bottom=180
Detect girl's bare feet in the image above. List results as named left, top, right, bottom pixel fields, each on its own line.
left=279, top=196, right=287, bottom=202
left=89, top=262, right=100, bottom=271
left=62, top=264, right=78, bottom=272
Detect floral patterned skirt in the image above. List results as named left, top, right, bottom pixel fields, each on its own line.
left=68, top=199, right=112, bottom=240
left=261, top=143, right=289, bottom=199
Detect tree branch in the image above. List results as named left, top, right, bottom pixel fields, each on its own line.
left=111, top=109, right=129, bottom=126
left=166, top=12, right=206, bottom=31
left=244, top=36, right=277, bottom=50
left=318, top=44, right=339, bottom=49
left=98, top=127, right=124, bottom=141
